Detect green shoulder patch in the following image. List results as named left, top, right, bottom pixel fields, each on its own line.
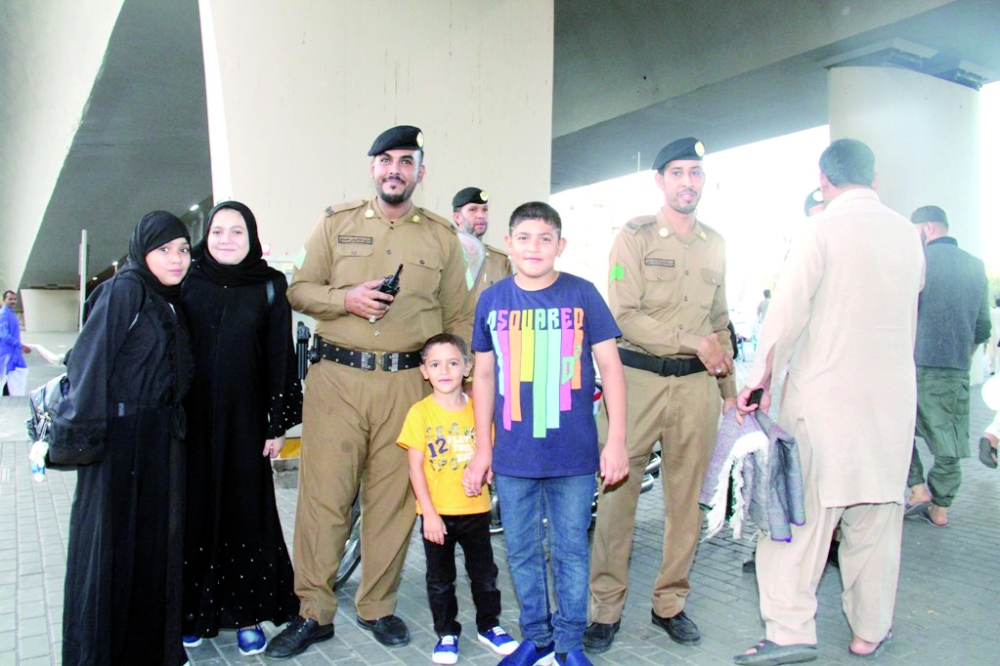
left=610, top=264, right=625, bottom=283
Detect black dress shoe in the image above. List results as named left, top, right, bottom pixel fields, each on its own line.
left=357, top=614, right=410, bottom=646
left=743, top=552, right=757, bottom=573
left=651, top=609, right=701, bottom=645
left=264, top=616, right=334, bottom=659
left=582, top=620, right=620, bottom=653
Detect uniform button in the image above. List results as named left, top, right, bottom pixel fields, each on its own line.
left=685, top=270, right=690, bottom=275
left=420, top=260, right=425, bottom=265
left=683, top=296, right=688, bottom=301
left=659, top=228, right=668, bottom=238
left=352, top=250, right=357, bottom=255
left=678, top=324, right=684, bottom=329
left=365, top=209, right=374, bottom=218
left=387, top=250, right=392, bottom=255
left=412, top=215, right=420, bottom=222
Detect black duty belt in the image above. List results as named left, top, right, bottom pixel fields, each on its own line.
left=618, top=348, right=706, bottom=378
left=318, top=339, right=421, bottom=372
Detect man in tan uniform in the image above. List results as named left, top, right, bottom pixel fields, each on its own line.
left=585, top=137, right=736, bottom=653
left=266, top=125, right=473, bottom=659
left=452, top=186, right=512, bottom=300
left=733, top=139, right=924, bottom=665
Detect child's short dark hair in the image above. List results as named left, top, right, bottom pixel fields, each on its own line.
left=509, top=201, right=561, bottom=236
left=421, top=333, right=469, bottom=363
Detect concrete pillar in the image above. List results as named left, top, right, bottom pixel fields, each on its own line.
left=828, top=66, right=983, bottom=257
left=197, top=0, right=554, bottom=258
left=20, top=290, right=79, bottom=332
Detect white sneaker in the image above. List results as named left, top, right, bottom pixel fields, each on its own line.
left=432, top=634, right=459, bottom=665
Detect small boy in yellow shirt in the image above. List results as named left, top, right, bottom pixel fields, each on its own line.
left=398, top=333, right=517, bottom=664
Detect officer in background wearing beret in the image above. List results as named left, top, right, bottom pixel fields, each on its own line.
left=585, top=138, right=736, bottom=653
left=267, top=126, right=473, bottom=659
left=451, top=187, right=512, bottom=300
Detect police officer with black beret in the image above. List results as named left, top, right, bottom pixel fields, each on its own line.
left=267, top=126, right=473, bottom=658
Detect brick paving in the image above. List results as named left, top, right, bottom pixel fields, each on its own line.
left=1, top=348, right=997, bottom=665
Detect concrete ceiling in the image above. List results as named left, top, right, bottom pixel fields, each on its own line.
left=551, top=0, right=1000, bottom=192
left=20, top=0, right=210, bottom=288
left=16, top=0, right=1000, bottom=287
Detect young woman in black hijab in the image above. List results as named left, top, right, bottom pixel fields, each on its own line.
left=53, top=211, right=194, bottom=666
left=180, top=201, right=301, bottom=655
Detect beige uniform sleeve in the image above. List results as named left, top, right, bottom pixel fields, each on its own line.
left=709, top=237, right=736, bottom=398
left=287, top=212, right=350, bottom=320
left=440, top=227, right=475, bottom=347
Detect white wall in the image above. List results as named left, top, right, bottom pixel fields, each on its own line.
left=829, top=66, right=983, bottom=256
left=20, top=289, right=79, bottom=333
left=198, top=0, right=554, bottom=257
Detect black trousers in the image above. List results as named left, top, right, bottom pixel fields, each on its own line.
left=421, top=510, right=501, bottom=637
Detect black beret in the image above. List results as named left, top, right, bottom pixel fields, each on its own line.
left=803, top=188, right=824, bottom=216
left=452, top=187, right=489, bottom=209
left=368, top=125, right=424, bottom=156
left=651, top=137, right=705, bottom=171
left=910, top=205, right=948, bottom=225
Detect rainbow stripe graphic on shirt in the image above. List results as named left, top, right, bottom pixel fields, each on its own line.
left=485, top=307, right=584, bottom=437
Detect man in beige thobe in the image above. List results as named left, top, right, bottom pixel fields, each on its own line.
left=733, top=139, right=925, bottom=665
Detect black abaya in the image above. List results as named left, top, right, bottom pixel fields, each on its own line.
left=180, top=266, right=302, bottom=636
left=57, top=272, right=193, bottom=666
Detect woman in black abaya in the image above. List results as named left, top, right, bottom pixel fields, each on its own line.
left=180, top=201, right=301, bottom=655
left=54, top=211, right=194, bottom=666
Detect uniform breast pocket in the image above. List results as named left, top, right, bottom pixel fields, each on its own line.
left=697, top=268, right=723, bottom=309
left=641, top=265, right=679, bottom=309
left=403, top=250, right=442, bottom=295
left=332, top=243, right=375, bottom=288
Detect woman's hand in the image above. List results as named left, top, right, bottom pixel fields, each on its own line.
left=263, top=436, right=285, bottom=458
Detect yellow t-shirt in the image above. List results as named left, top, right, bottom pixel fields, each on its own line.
left=397, top=394, right=492, bottom=516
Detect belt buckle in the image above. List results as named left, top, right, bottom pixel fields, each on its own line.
left=382, top=352, right=399, bottom=372
left=359, top=351, right=375, bottom=371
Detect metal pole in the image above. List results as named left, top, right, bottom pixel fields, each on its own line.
left=78, top=229, right=88, bottom=331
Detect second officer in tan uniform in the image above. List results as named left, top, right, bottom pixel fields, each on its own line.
left=266, top=126, right=473, bottom=659
left=451, top=186, right=512, bottom=299
left=585, top=137, right=736, bottom=653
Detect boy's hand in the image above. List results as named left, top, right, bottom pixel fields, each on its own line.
left=600, top=438, right=629, bottom=487
left=462, top=450, right=492, bottom=496
left=422, top=511, right=447, bottom=545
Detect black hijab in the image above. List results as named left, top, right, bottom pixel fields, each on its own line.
left=119, top=210, right=191, bottom=303
left=192, top=201, right=278, bottom=287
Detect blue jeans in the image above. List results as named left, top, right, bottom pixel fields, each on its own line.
left=495, top=473, right=595, bottom=653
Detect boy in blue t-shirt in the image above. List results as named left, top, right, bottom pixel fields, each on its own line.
left=463, top=202, right=628, bottom=666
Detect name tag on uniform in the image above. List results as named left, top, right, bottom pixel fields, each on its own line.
left=338, top=235, right=373, bottom=245
left=644, top=258, right=675, bottom=267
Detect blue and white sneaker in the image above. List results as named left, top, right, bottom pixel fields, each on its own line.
left=237, top=625, right=267, bottom=656
left=478, top=626, right=518, bottom=655
left=498, top=639, right=554, bottom=666
left=432, top=634, right=459, bottom=665
left=182, top=635, right=202, bottom=648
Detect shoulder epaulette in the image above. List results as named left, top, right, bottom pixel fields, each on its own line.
left=327, top=199, right=366, bottom=216
left=485, top=243, right=509, bottom=258
left=418, top=207, right=457, bottom=232
left=698, top=220, right=722, bottom=239
left=624, top=215, right=656, bottom=234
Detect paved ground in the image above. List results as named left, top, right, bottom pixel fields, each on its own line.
left=1, top=336, right=997, bottom=665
